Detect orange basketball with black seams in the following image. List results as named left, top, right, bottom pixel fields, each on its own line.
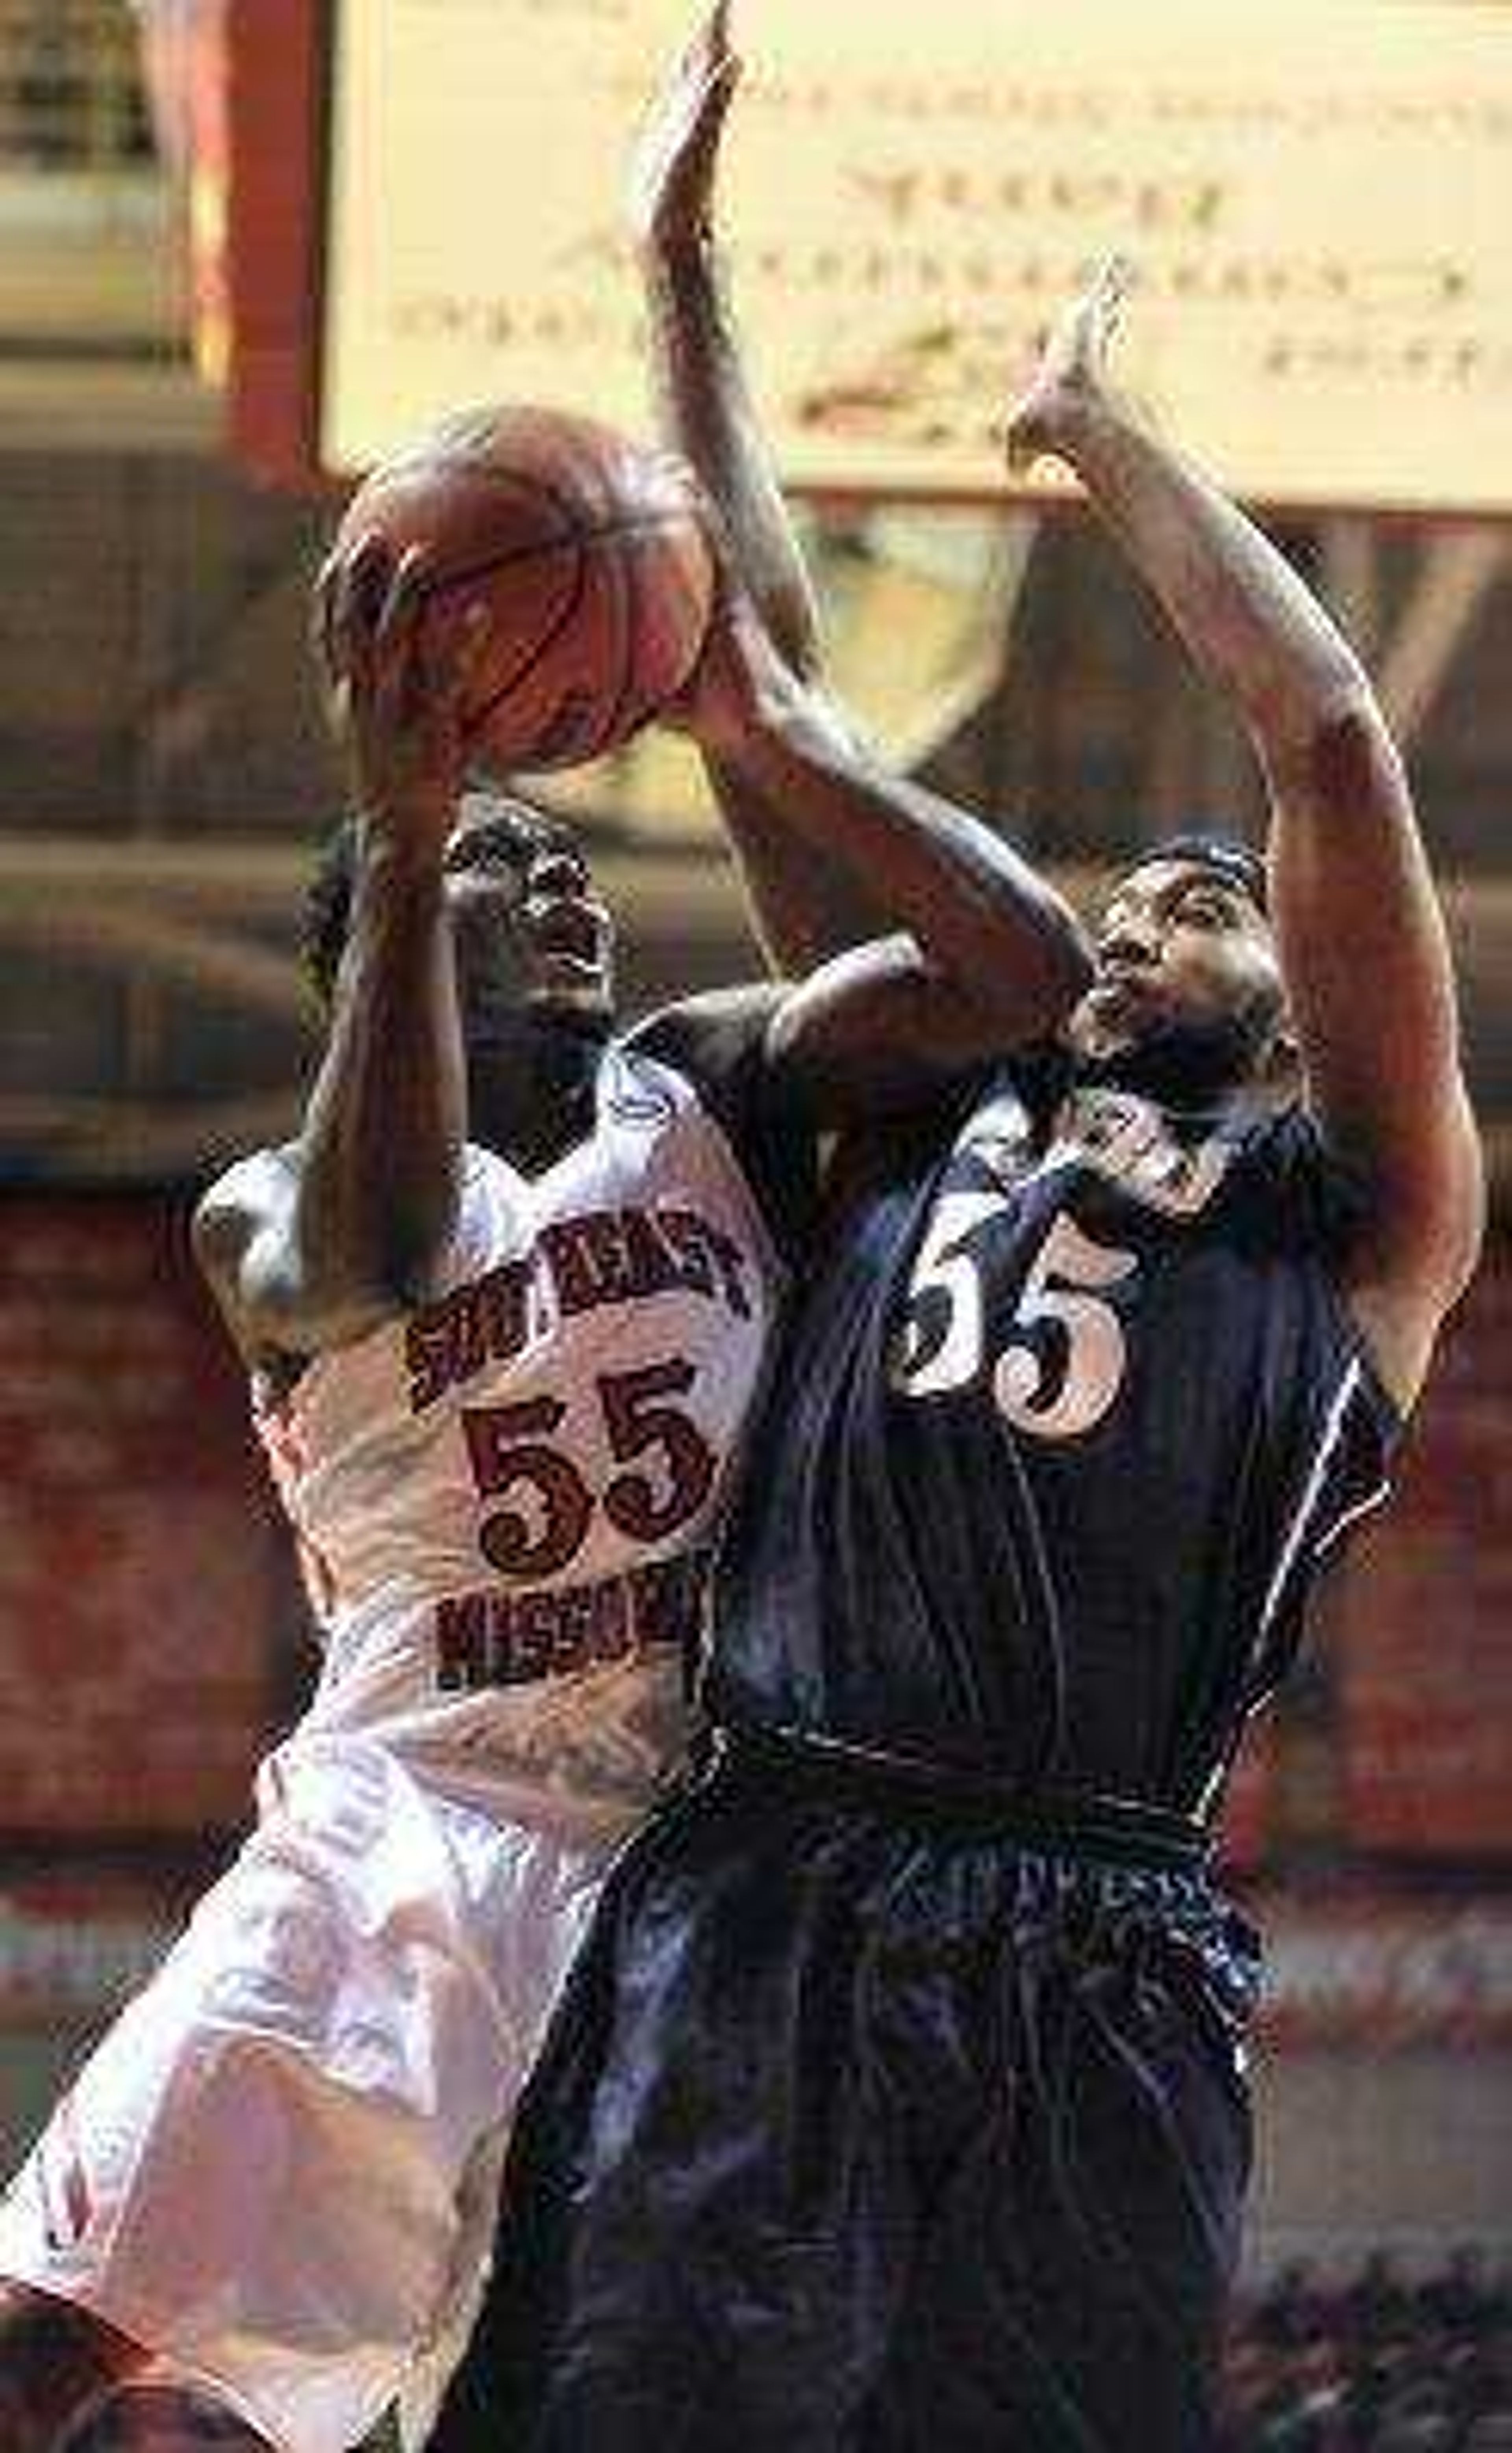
left=335, top=405, right=717, bottom=775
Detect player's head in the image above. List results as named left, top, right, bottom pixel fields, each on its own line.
left=1064, top=834, right=1295, bottom=1103
left=442, top=790, right=615, bottom=1035
left=300, top=790, right=615, bottom=1034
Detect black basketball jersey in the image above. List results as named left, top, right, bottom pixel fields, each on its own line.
left=708, top=1074, right=1399, bottom=1819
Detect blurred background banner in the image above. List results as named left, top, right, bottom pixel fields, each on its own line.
left=1219, top=1716, right=1279, bottom=1874
left=319, top=0, right=1512, bottom=509
left=0, top=1869, right=177, bottom=2029
left=1254, top=1891, right=1512, bottom=2054
left=131, top=0, right=215, bottom=175
left=130, top=0, right=230, bottom=383
left=1337, top=1262, right=1512, bottom=1861
left=0, top=1195, right=284, bottom=1837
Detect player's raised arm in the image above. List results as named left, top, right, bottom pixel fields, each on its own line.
left=670, top=590, right=1092, bottom=1113
left=1006, top=262, right=1483, bottom=1406
left=634, top=4, right=899, bottom=969
left=634, top=4, right=819, bottom=682
left=195, top=546, right=489, bottom=1366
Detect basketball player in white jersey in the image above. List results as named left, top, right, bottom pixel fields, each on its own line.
left=0, top=516, right=1091, bottom=2446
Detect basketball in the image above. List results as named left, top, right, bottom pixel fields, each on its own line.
left=333, top=405, right=717, bottom=774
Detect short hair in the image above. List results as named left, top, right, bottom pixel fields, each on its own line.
left=1120, top=831, right=1269, bottom=913
left=446, top=789, right=574, bottom=874
left=298, top=790, right=572, bottom=1006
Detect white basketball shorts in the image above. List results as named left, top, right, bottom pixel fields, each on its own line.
left=0, top=1733, right=619, bottom=2453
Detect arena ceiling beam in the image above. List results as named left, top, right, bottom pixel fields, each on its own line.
left=1375, top=532, right=1510, bottom=752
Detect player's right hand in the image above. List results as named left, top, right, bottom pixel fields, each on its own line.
left=630, top=1, right=740, bottom=266
left=315, top=540, right=492, bottom=852
left=1003, top=254, right=1133, bottom=475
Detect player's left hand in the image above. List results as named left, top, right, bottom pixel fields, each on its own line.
left=1004, top=254, right=1133, bottom=474
left=630, top=0, right=741, bottom=265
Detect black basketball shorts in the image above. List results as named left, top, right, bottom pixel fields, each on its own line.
left=432, top=1757, right=1260, bottom=2453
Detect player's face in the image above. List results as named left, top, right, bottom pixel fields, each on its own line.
left=1065, top=858, right=1286, bottom=1092
left=442, top=806, right=615, bottom=1031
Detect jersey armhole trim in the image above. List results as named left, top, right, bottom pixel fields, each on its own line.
left=610, top=1045, right=792, bottom=1297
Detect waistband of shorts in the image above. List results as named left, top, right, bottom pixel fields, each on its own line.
left=699, top=1723, right=1213, bottom=1870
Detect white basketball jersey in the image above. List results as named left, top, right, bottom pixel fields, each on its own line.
left=254, top=1045, right=786, bottom=1835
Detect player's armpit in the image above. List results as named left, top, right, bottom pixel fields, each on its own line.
left=193, top=1152, right=296, bottom=1366
left=628, top=984, right=822, bottom=1264
left=193, top=1148, right=404, bottom=1370
left=760, top=935, right=1037, bottom=1126
left=634, top=955, right=1010, bottom=1153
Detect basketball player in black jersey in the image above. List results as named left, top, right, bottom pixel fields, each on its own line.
left=0, top=427, right=1093, bottom=2453
left=428, top=18, right=1483, bottom=2453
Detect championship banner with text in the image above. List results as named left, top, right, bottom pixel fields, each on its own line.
left=321, top=0, right=1512, bottom=511
left=0, top=1197, right=284, bottom=1838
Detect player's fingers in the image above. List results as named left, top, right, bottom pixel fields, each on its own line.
left=673, top=3, right=739, bottom=137
left=1084, top=252, right=1135, bottom=349
left=1002, top=408, right=1045, bottom=475
left=649, top=54, right=737, bottom=237
left=1002, top=352, right=1054, bottom=471
left=312, top=557, right=342, bottom=680
left=689, top=52, right=741, bottom=156
left=429, top=600, right=492, bottom=738
left=701, top=2, right=739, bottom=82
left=451, top=599, right=494, bottom=693
left=679, top=0, right=724, bottom=85
left=326, top=552, right=361, bottom=675
left=376, top=543, right=430, bottom=656
left=434, top=603, right=494, bottom=764
left=1000, top=312, right=1049, bottom=455
left=333, top=534, right=391, bottom=683
left=379, top=546, right=437, bottom=713
left=349, top=532, right=394, bottom=626
left=362, top=549, right=426, bottom=730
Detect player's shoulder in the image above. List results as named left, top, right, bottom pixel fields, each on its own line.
left=193, top=1141, right=301, bottom=1278
left=624, top=986, right=819, bottom=1261
left=623, top=984, right=788, bottom=1104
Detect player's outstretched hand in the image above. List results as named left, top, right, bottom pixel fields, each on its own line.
left=630, top=0, right=741, bottom=264
left=1004, top=254, right=1133, bottom=475
left=316, top=542, right=492, bottom=850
